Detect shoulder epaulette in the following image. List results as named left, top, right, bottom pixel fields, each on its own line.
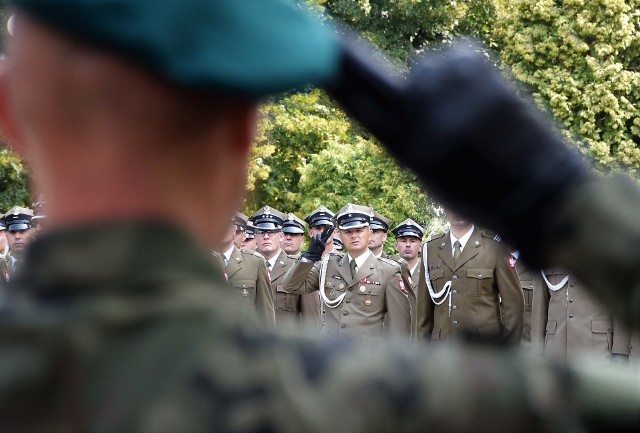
left=286, top=254, right=299, bottom=260
left=241, top=249, right=264, bottom=258
left=427, top=232, right=446, bottom=242
left=377, top=256, right=401, bottom=268
left=329, top=251, right=344, bottom=257
left=481, top=231, right=501, bottom=242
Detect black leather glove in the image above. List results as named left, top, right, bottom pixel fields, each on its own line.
left=327, top=37, right=589, bottom=265
left=301, top=226, right=334, bottom=262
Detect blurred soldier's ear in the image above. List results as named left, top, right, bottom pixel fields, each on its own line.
left=0, top=67, right=25, bottom=155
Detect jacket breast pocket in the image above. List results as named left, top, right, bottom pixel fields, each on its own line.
left=357, top=284, right=382, bottom=310
left=591, top=320, right=613, bottom=355
left=324, top=279, right=346, bottom=302
left=520, top=280, right=534, bottom=310
left=275, top=284, right=298, bottom=312
left=230, top=279, right=257, bottom=302
left=466, top=268, right=494, bottom=295
left=428, top=268, right=445, bottom=292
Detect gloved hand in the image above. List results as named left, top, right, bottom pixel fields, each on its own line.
left=328, top=37, right=589, bottom=265
left=301, top=226, right=334, bottom=262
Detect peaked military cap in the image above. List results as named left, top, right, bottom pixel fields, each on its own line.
left=233, top=212, right=248, bottom=231
left=304, top=206, right=335, bottom=228
left=3, top=206, right=34, bottom=231
left=250, top=206, right=286, bottom=231
left=31, top=200, right=47, bottom=222
left=282, top=213, right=306, bottom=234
left=332, top=236, right=344, bottom=251
left=244, top=221, right=255, bottom=240
left=335, top=203, right=373, bottom=230
left=391, top=219, right=425, bottom=239
left=0, top=220, right=5, bottom=231
left=370, top=211, right=392, bottom=231
left=11, top=0, right=339, bottom=97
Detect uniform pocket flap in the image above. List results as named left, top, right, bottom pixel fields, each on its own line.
left=543, top=268, right=566, bottom=276
left=545, top=320, right=557, bottom=335
left=467, top=269, right=492, bottom=279
left=275, top=284, right=287, bottom=293
left=477, top=323, right=502, bottom=338
left=591, top=320, right=612, bottom=334
left=230, top=279, right=256, bottom=289
left=520, top=280, right=533, bottom=290
left=429, top=268, right=444, bottom=280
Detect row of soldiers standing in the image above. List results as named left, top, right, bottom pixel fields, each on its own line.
left=1, top=201, right=633, bottom=362
left=213, top=203, right=635, bottom=362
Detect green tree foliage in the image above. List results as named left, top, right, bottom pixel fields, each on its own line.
left=493, top=0, right=640, bottom=174
left=0, top=147, right=31, bottom=211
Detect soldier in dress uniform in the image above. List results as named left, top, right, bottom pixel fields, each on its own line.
left=304, top=205, right=336, bottom=255
left=284, top=204, right=411, bottom=344
left=392, top=219, right=424, bottom=300
left=212, top=219, right=275, bottom=328
left=2, top=206, right=35, bottom=281
left=0, top=221, right=8, bottom=288
left=531, top=268, right=631, bottom=363
left=512, top=252, right=536, bottom=346
left=281, top=212, right=306, bottom=257
left=368, top=211, right=391, bottom=258
left=241, top=221, right=257, bottom=251
left=251, top=206, right=320, bottom=328
left=416, top=208, right=524, bottom=344
left=232, top=211, right=248, bottom=249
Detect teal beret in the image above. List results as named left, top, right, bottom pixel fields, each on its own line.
left=11, top=0, right=340, bottom=97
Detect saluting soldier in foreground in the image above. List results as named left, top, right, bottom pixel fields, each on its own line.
left=1, top=0, right=639, bottom=431
left=417, top=208, right=524, bottom=344
left=284, top=204, right=411, bottom=344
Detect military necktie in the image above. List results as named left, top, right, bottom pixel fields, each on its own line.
left=350, top=259, right=357, bottom=278
left=453, top=240, right=462, bottom=263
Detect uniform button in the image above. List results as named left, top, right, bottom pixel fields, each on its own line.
left=452, top=320, right=458, bottom=325
left=452, top=275, right=458, bottom=280
left=570, top=282, right=575, bottom=287
left=569, top=314, right=574, bottom=318
left=348, top=287, right=353, bottom=291
left=343, top=311, right=348, bottom=316
left=569, top=299, right=574, bottom=303
left=341, top=324, right=346, bottom=328
left=452, top=305, right=457, bottom=310
left=345, top=299, right=350, bottom=303
left=452, top=290, right=458, bottom=295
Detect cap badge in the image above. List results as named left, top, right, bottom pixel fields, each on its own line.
left=264, top=206, right=271, bottom=215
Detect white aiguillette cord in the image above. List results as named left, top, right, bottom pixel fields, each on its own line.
left=423, top=231, right=452, bottom=313
left=540, top=271, right=569, bottom=292
left=319, top=254, right=346, bottom=308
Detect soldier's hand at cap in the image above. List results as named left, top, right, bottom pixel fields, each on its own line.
left=301, top=226, right=334, bottom=262
left=328, top=37, right=589, bottom=264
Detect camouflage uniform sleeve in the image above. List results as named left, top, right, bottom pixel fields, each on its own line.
left=176, top=329, right=640, bottom=433
left=530, top=270, right=550, bottom=354
left=281, top=259, right=320, bottom=295
left=255, top=258, right=276, bottom=328
left=495, top=242, right=524, bottom=344
left=383, top=266, right=411, bottom=338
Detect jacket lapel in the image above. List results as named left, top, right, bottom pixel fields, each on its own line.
left=351, top=252, right=375, bottom=286
left=225, top=246, right=243, bottom=278
left=337, top=255, right=353, bottom=286
left=269, top=250, right=287, bottom=282
left=452, top=227, right=481, bottom=272
left=437, top=233, right=455, bottom=271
